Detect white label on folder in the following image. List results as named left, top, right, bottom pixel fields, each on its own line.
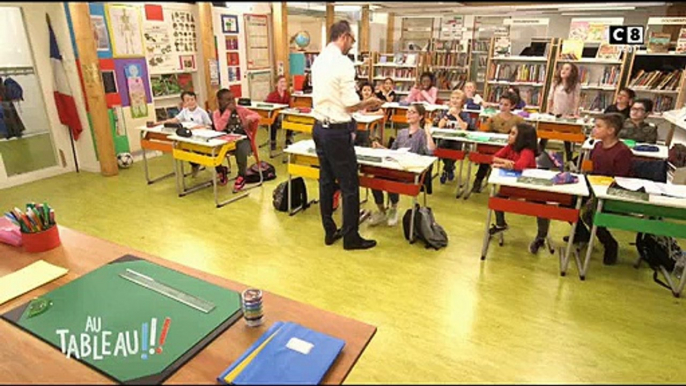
left=286, top=337, right=314, bottom=355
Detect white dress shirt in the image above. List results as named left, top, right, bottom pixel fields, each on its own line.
left=311, top=42, right=360, bottom=124
left=175, top=106, right=212, bottom=126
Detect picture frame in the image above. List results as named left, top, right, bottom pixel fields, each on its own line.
left=221, top=14, right=239, bottom=34
left=179, top=54, right=196, bottom=71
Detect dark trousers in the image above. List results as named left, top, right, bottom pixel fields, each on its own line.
left=475, top=163, right=490, bottom=183
left=438, top=141, right=462, bottom=172
left=372, top=190, right=399, bottom=206
left=269, top=119, right=293, bottom=144
left=539, top=139, right=573, bottom=163
left=494, top=211, right=550, bottom=239
left=573, top=197, right=617, bottom=247
left=313, top=121, right=360, bottom=243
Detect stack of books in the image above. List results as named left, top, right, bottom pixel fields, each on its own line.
left=430, top=52, right=468, bottom=67
left=217, top=322, right=345, bottom=385
left=629, top=69, right=683, bottom=91
left=492, top=63, right=546, bottom=83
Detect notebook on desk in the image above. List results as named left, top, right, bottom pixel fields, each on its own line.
left=218, top=321, right=345, bottom=385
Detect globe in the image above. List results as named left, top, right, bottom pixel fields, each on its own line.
left=293, top=31, right=311, bottom=50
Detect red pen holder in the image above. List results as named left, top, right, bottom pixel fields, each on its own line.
left=22, top=225, right=61, bottom=253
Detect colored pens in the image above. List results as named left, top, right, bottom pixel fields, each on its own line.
left=5, top=203, right=56, bottom=233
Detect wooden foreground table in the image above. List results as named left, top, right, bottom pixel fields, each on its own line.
left=0, top=226, right=376, bottom=384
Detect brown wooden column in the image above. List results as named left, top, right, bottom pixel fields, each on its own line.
left=326, top=3, right=334, bottom=42
left=198, top=2, right=218, bottom=111
left=67, top=3, right=118, bottom=176
left=385, top=12, right=395, bottom=53
left=272, top=2, right=289, bottom=81
left=360, top=5, right=370, bottom=52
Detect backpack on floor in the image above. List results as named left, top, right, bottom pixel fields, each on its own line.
left=273, top=177, right=309, bottom=212
left=245, top=161, right=276, bottom=183
left=402, top=204, right=448, bottom=250
left=635, top=233, right=683, bottom=289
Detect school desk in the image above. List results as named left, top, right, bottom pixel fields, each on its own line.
left=168, top=130, right=247, bottom=208
left=481, top=169, right=590, bottom=277
left=284, top=139, right=436, bottom=243
left=577, top=138, right=669, bottom=173
left=247, top=102, right=289, bottom=158
left=430, top=128, right=509, bottom=199
left=0, top=226, right=376, bottom=384
left=291, top=92, right=313, bottom=108
left=381, top=102, right=448, bottom=131
left=137, top=122, right=199, bottom=185
left=579, top=177, right=686, bottom=294
left=279, top=109, right=385, bottom=137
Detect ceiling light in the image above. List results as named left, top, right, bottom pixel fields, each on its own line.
left=561, top=7, right=636, bottom=14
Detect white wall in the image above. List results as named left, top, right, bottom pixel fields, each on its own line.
left=0, top=2, right=100, bottom=185
left=288, top=14, right=325, bottom=52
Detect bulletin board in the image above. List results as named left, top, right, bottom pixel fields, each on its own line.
left=243, top=14, right=271, bottom=70
left=569, top=18, right=624, bottom=43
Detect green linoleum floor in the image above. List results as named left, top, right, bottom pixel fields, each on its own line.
left=2, top=131, right=686, bottom=383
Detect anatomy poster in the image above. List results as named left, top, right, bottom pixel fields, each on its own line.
left=106, top=4, right=144, bottom=58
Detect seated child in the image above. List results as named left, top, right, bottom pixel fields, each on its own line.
left=368, top=103, right=436, bottom=227
left=508, top=86, right=527, bottom=110
left=472, top=92, right=525, bottom=193
left=376, top=77, right=397, bottom=103
left=265, top=75, right=293, bottom=151
left=463, top=81, right=483, bottom=110
left=621, top=99, right=658, bottom=144
left=487, top=123, right=550, bottom=253
left=434, top=89, right=476, bottom=184
left=603, top=87, right=635, bottom=120
left=568, top=113, right=633, bottom=265
left=212, top=88, right=261, bottom=192
left=405, top=72, right=438, bottom=105
left=157, top=91, right=213, bottom=177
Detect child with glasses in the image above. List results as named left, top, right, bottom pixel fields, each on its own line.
left=620, top=99, right=658, bottom=144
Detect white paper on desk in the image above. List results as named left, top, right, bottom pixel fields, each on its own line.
left=521, top=169, right=558, bottom=179
left=614, top=177, right=650, bottom=192
left=650, top=183, right=686, bottom=199
left=0, top=260, right=68, bottom=305
left=191, top=129, right=223, bottom=139
left=181, top=121, right=203, bottom=129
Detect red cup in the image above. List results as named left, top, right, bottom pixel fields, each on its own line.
left=22, top=225, right=61, bottom=253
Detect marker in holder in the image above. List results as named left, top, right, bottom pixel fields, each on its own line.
left=241, top=288, right=264, bottom=327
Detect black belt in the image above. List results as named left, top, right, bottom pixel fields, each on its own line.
left=316, top=119, right=355, bottom=129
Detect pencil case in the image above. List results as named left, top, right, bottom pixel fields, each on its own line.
left=0, top=217, right=22, bottom=247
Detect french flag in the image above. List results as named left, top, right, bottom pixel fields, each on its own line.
left=48, top=15, right=83, bottom=141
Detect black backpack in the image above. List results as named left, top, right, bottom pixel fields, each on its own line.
left=273, top=177, right=309, bottom=212
left=402, top=204, right=448, bottom=250
left=245, top=161, right=276, bottom=183
left=635, top=233, right=683, bottom=290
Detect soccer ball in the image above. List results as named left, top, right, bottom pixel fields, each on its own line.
left=117, top=152, right=134, bottom=169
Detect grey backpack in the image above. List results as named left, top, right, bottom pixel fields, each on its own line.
left=403, top=204, right=448, bottom=250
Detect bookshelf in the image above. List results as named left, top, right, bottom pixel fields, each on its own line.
left=483, top=37, right=556, bottom=110
left=372, top=52, right=422, bottom=96
left=303, top=51, right=319, bottom=74
left=469, top=39, right=491, bottom=95
left=427, top=46, right=471, bottom=97
left=626, top=48, right=686, bottom=118
left=355, top=51, right=372, bottom=82
left=553, top=40, right=629, bottom=116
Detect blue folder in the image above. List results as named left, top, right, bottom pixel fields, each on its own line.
left=217, top=321, right=285, bottom=384
left=230, top=322, right=346, bottom=385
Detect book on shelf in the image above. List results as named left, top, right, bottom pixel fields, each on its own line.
left=394, top=52, right=405, bottom=64
left=560, top=39, right=584, bottom=61
left=494, top=37, right=511, bottom=56
left=473, top=40, right=490, bottom=52
left=677, top=28, right=686, bottom=54
left=491, top=63, right=546, bottom=83
left=654, top=95, right=675, bottom=113
left=580, top=91, right=611, bottom=111
left=647, top=32, right=671, bottom=53
left=405, top=53, right=417, bottom=66
left=629, top=69, right=683, bottom=91
left=488, top=85, right=540, bottom=106
left=379, top=55, right=388, bottom=63
left=579, top=66, right=619, bottom=86
left=596, top=43, right=621, bottom=60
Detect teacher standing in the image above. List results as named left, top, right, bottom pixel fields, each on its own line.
left=311, top=21, right=383, bottom=250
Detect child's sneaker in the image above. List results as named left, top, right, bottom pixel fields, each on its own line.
left=387, top=207, right=399, bottom=226
left=368, top=211, right=387, bottom=226
left=233, top=176, right=246, bottom=192
left=440, top=170, right=449, bottom=184
left=529, top=237, right=546, bottom=254
left=216, top=166, right=229, bottom=186
left=447, top=169, right=455, bottom=182
left=488, top=224, right=508, bottom=235
left=333, top=189, right=341, bottom=211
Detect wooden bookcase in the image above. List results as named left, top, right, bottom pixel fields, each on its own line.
left=426, top=40, right=471, bottom=101
left=626, top=49, right=686, bottom=118
left=371, top=52, right=422, bottom=97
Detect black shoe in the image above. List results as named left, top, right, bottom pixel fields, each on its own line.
left=603, top=240, right=619, bottom=265
left=270, top=142, right=277, bottom=152
left=563, top=233, right=591, bottom=244
left=325, top=229, right=343, bottom=246
left=471, top=180, right=483, bottom=193
left=286, top=138, right=293, bottom=147
left=529, top=237, right=546, bottom=254
left=344, top=236, right=377, bottom=250
left=488, top=224, right=508, bottom=236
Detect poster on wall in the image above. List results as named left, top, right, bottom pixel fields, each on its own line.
left=569, top=18, right=624, bottom=43
left=114, top=58, right=152, bottom=109
left=124, top=62, right=149, bottom=118
left=440, top=15, right=464, bottom=41
left=90, top=16, right=110, bottom=52
left=106, top=4, right=145, bottom=57
left=221, top=14, right=239, bottom=34
left=168, top=10, right=197, bottom=53
left=143, top=23, right=175, bottom=73
left=244, top=14, right=270, bottom=70
left=247, top=70, right=271, bottom=101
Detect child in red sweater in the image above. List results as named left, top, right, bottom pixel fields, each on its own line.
left=488, top=123, right=550, bottom=251
left=569, top=113, right=633, bottom=265
left=265, top=75, right=292, bottom=151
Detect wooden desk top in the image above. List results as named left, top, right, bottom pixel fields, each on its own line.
left=0, top=226, right=376, bottom=385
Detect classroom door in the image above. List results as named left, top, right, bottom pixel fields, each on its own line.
left=0, top=6, right=60, bottom=185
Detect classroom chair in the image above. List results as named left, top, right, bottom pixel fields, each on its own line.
left=222, top=118, right=264, bottom=204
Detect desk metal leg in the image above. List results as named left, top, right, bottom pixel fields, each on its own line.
left=174, top=156, right=182, bottom=196
left=560, top=196, right=583, bottom=277
left=455, top=158, right=465, bottom=199
left=143, top=148, right=175, bottom=185
left=480, top=185, right=496, bottom=260
left=407, top=175, right=420, bottom=244
left=463, top=160, right=474, bottom=200
left=579, top=199, right=604, bottom=280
